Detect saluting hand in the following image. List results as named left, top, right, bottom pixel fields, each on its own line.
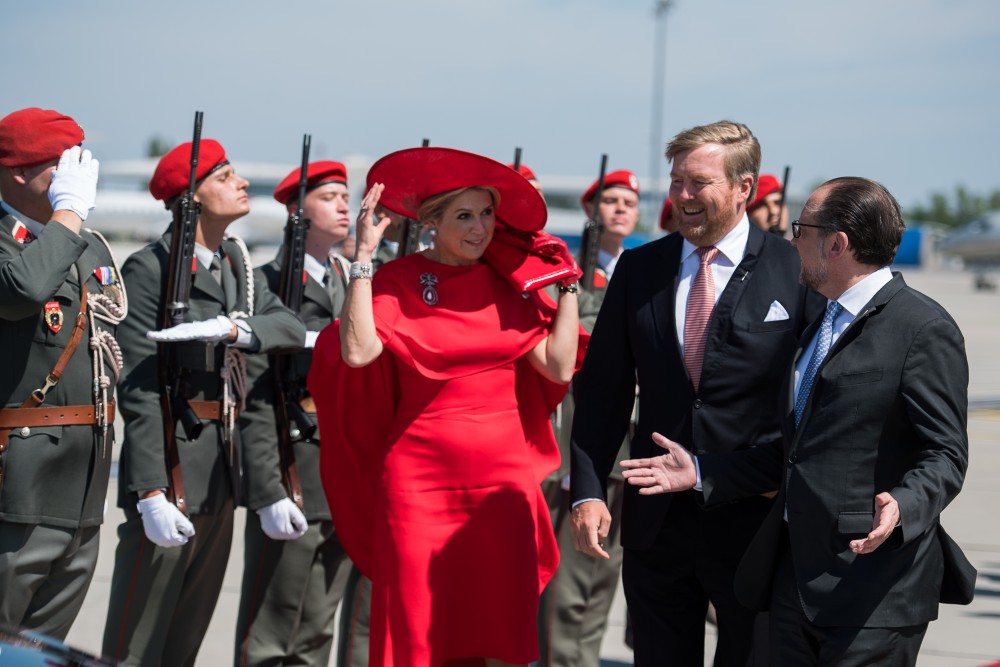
left=850, top=492, right=900, bottom=555
left=620, top=432, right=698, bottom=495
left=354, top=183, right=391, bottom=261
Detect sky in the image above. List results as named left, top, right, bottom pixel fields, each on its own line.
left=5, top=0, right=1000, bottom=213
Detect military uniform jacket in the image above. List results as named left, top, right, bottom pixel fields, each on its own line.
left=240, top=252, right=349, bottom=520
left=0, top=213, right=122, bottom=528
left=116, top=229, right=305, bottom=515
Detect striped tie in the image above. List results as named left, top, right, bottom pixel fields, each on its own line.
left=684, top=246, right=720, bottom=393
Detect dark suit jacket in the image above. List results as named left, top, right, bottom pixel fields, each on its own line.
left=240, top=252, right=349, bottom=520
left=571, top=224, right=821, bottom=550
left=703, top=274, right=975, bottom=627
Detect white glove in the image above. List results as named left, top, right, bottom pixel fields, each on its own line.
left=137, top=493, right=195, bottom=548
left=48, top=146, right=99, bottom=221
left=304, top=330, right=319, bottom=349
left=146, top=315, right=234, bottom=342
left=257, top=497, right=308, bottom=540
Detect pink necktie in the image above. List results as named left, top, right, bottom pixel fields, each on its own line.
left=684, top=246, right=720, bottom=393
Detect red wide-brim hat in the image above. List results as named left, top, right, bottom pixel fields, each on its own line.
left=366, top=147, right=547, bottom=232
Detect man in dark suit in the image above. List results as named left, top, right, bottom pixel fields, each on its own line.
left=621, top=176, right=974, bottom=666
left=570, top=120, right=821, bottom=665
left=235, top=160, right=353, bottom=666
left=103, top=138, right=305, bottom=666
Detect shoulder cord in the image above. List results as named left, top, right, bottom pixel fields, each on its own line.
left=219, top=234, right=254, bottom=444
left=86, top=230, right=128, bottom=455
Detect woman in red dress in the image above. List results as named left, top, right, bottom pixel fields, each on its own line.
left=309, top=148, right=585, bottom=667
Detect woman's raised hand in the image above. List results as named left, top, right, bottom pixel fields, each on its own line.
left=354, top=183, right=390, bottom=261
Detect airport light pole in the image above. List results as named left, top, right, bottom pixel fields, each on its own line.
left=647, top=0, right=674, bottom=231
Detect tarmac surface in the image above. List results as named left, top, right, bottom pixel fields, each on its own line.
left=60, top=265, right=1000, bottom=666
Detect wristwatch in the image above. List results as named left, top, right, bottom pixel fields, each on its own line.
left=558, top=282, right=580, bottom=294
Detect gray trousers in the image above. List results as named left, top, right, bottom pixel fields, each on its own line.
left=0, top=522, right=100, bottom=640
left=102, top=499, right=234, bottom=667
left=537, top=477, right=625, bottom=667
left=235, top=518, right=350, bottom=667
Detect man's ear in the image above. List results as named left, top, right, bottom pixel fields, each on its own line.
left=738, top=174, right=754, bottom=203
left=827, top=230, right=851, bottom=260
left=10, top=166, right=28, bottom=186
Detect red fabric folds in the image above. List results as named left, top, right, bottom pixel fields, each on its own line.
left=483, top=223, right=582, bottom=293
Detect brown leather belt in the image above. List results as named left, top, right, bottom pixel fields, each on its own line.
left=0, top=401, right=116, bottom=429
left=299, top=396, right=316, bottom=415
left=188, top=400, right=239, bottom=421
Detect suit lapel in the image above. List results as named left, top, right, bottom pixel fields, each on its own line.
left=303, top=273, right=333, bottom=316
left=699, top=225, right=763, bottom=386
left=787, top=273, right=907, bottom=444
left=650, top=233, right=683, bottom=355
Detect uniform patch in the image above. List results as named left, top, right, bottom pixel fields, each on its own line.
left=12, top=220, right=35, bottom=245
left=44, top=301, right=63, bottom=333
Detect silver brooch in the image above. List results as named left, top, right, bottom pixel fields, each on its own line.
left=419, top=273, right=439, bottom=305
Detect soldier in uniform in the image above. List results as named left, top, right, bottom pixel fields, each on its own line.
left=235, top=160, right=354, bottom=666
left=102, top=138, right=305, bottom=666
left=537, top=169, right=640, bottom=667
left=746, top=173, right=788, bottom=236
left=0, top=107, right=125, bottom=640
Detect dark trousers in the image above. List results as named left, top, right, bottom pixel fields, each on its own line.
left=622, top=491, right=769, bottom=667
left=235, top=518, right=350, bottom=667
left=770, top=532, right=927, bottom=667
left=102, top=499, right=234, bottom=667
left=336, top=565, right=372, bottom=667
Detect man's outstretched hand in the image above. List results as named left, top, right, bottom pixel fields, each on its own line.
left=620, top=432, right=698, bottom=495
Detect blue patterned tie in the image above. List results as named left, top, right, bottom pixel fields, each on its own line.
left=794, top=301, right=843, bottom=426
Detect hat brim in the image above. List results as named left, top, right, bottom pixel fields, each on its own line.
left=366, top=147, right=547, bottom=232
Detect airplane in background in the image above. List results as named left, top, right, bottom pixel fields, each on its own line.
left=938, top=210, right=1000, bottom=291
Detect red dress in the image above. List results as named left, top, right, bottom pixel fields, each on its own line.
left=310, top=254, right=580, bottom=666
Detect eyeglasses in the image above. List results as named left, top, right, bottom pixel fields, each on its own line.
left=791, top=220, right=827, bottom=238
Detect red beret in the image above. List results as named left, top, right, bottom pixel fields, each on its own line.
left=367, top=147, right=546, bottom=232
left=658, top=196, right=673, bottom=231
left=0, top=107, right=84, bottom=168
left=273, top=160, right=348, bottom=205
left=507, top=163, right=537, bottom=181
left=149, top=139, right=228, bottom=202
left=747, top=173, right=782, bottom=212
left=580, top=169, right=640, bottom=209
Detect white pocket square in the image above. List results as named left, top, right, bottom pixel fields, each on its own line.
left=763, top=300, right=790, bottom=322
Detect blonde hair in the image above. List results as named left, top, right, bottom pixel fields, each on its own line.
left=417, top=186, right=500, bottom=225
left=665, top=120, right=761, bottom=204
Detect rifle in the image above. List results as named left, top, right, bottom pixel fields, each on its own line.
left=270, top=135, right=313, bottom=509
left=771, top=165, right=791, bottom=235
left=579, top=154, right=608, bottom=290
left=396, top=138, right=430, bottom=258
left=157, top=110, right=205, bottom=515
